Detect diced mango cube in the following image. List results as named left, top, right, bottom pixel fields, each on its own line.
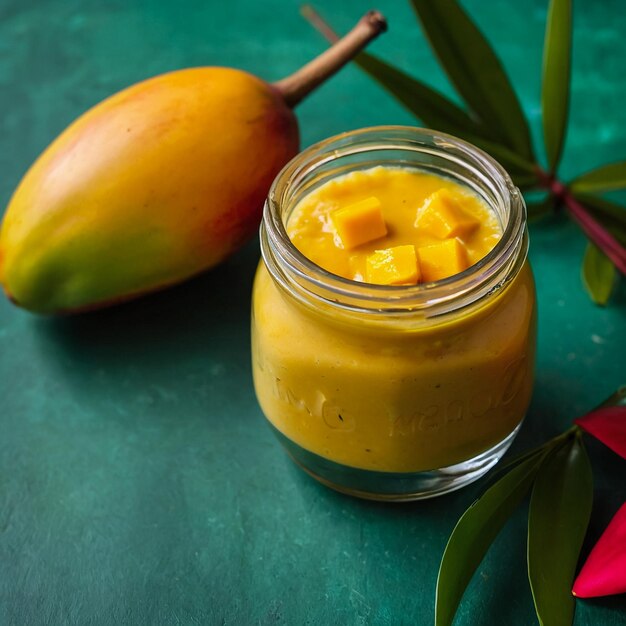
left=331, top=196, right=387, bottom=250
left=415, top=189, right=480, bottom=239
left=366, top=245, right=420, bottom=285
left=417, top=239, right=469, bottom=282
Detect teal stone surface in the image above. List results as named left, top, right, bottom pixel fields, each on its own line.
left=1, top=0, right=625, bottom=624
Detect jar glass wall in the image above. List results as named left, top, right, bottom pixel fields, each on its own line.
left=252, top=126, right=536, bottom=501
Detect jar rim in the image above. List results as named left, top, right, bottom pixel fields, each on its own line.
left=261, top=125, right=528, bottom=318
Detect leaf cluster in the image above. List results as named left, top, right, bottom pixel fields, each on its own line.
left=436, top=386, right=626, bottom=625
left=346, top=0, right=626, bottom=304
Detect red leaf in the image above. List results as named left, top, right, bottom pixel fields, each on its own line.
left=575, top=406, right=626, bottom=460
left=573, top=503, right=626, bottom=598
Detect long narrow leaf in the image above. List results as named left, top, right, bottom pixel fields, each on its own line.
left=582, top=243, right=618, bottom=306
left=526, top=195, right=554, bottom=221
left=352, top=53, right=539, bottom=186
left=528, top=436, right=593, bottom=626
left=355, top=52, right=485, bottom=138
left=301, top=5, right=539, bottom=183
left=410, top=0, right=534, bottom=159
left=435, top=453, right=543, bottom=626
left=511, top=174, right=543, bottom=190
left=571, top=161, right=626, bottom=193
left=542, top=0, right=572, bottom=171
left=457, top=134, right=538, bottom=188
left=463, top=135, right=537, bottom=176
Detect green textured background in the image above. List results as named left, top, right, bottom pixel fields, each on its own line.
left=1, top=0, right=625, bottom=624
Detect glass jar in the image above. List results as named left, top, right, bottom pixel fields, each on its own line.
left=252, top=126, right=536, bottom=501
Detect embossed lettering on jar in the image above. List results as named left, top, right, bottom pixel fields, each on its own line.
left=252, top=126, right=537, bottom=501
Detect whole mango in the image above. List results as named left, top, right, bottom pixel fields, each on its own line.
left=0, top=12, right=385, bottom=313
left=1, top=69, right=298, bottom=314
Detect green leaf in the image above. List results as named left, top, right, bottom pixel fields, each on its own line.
left=526, top=195, right=554, bottom=221
left=541, top=0, right=572, bottom=171
left=582, top=243, right=618, bottom=306
left=464, top=136, right=537, bottom=177
left=528, top=436, right=593, bottom=626
left=410, top=0, right=534, bottom=159
left=435, top=453, right=543, bottom=626
left=354, top=52, right=486, bottom=138
left=494, top=426, right=581, bottom=479
left=354, top=52, right=539, bottom=187
left=512, top=174, right=542, bottom=191
left=493, top=446, right=544, bottom=475
left=571, top=161, right=626, bottom=193
left=462, top=136, right=538, bottom=189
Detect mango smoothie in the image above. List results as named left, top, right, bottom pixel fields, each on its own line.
left=252, top=124, right=536, bottom=502
left=253, top=164, right=535, bottom=475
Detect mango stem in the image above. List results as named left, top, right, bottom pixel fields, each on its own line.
left=274, top=8, right=387, bottom=108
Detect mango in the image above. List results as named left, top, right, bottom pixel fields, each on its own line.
left=415, top=188, right=480, bottom=240
left=0, top=69, right=297, bottom=314
left=331, top=196, right=387, bottom=250
left=0, top=12, right=386, bottom=313
left=366, top=245, right=420, bottom=285
left=417, top=239, right=469, bottom=283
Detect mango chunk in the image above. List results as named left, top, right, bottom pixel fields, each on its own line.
left=366, top=245, right=420, bottom=285
left=417, top=239, right=469, bottom=282
left=415, top=189, right=480, bottom=239
left=331, top=196, right=387, bottom=250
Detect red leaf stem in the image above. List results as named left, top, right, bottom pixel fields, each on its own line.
left=564, top=195, right=626, bottom=275
left=536, top=168, right=626, bottom=275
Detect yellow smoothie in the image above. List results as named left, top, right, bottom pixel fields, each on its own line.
left=287, top=166, right=501, bottom=284
left=252, top=166, right=535, bottom=473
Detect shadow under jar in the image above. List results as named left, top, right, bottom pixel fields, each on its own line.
left=252, top=126, right=536, bottom=501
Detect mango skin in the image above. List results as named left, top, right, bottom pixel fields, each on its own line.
left=0, top=67, right=299, bottom=313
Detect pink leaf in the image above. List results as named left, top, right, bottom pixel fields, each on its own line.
left=573, top=503, right=626, bottom=598
left=575, top=406, right=626, bottom=460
